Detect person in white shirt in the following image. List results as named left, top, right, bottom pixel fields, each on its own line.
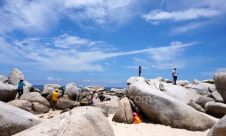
left=172, top=68, right=177, bottom=85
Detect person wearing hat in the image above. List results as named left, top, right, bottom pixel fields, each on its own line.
left=50, top=89, right=60, bottom=111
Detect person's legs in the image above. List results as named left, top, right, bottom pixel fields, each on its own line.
left=51, top=100, right=57, bottom=111
left=173, top=76, right=177, bottom=85
left=17, top=89, right=22, bottom=99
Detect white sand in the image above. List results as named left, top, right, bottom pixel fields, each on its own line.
left=37, top=110, right=209, bottom=136
left=108, top=114, right=209, bottom=136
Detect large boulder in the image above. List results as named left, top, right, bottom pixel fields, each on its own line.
left=32, top=102, right=50, bottom=114
left=0, top=82, right=17, bottom=102
left=8, top=100, right=32, bottom=112
left=14, top=106, right=115, bottom=136
left=205, top=101, right=226, bottom=118
left=21, top=92, right=50, bottom=107
left=195, top=96, right=215, bottom=107
left=65, top=82, right=80, bottom=101
left=187, top=100, right=206, bottom=113
left=93, top=95, right=120, bottom=114
left=147, top=79, right=200, bottom=103
left=126, top=77, right=216, bottom=131
left=8, top=68, right=24, bottom=85
left=208, top=115, right=226, bottom=136
left=56, top=95, right=79, bottom=110
left=177, top=80, right=189, bottom=86
left=112, top=97, right=133, bottom=124
left=186, top=83, right=214, bottom=95
left=0, top=75, right=8, bottom=83
left=214, top=72, right=226, bottom=102
left=209, top=91, right=224, bottom=103
left=0, top=101, right=40, bottom=136
left=42, top=84, right=61, bottom=96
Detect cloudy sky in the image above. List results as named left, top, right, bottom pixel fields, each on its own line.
left=0, top=0, right=226, bottom=87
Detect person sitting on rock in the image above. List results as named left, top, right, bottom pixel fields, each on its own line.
left=17, top=79, right=25, bottom=99
left=50, top=89, right=60, bottom=111
left=133, top=112, right=142, bottom=124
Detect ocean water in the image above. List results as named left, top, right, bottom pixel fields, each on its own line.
left=33, top=85, right=123, bottom=92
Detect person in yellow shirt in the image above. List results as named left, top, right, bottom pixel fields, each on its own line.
left=50, top=89, right=60, bottom=111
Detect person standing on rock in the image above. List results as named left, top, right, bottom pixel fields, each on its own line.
left=138, top=66, right=142, bottom=77
left=50, top=89, right=60, bottom=111
left=172, top=68, right=178, bottom=85
left=17, top=79, right=25, bottom=99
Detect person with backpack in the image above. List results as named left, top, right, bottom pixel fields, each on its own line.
left=17, top=79, right=25, bottom=99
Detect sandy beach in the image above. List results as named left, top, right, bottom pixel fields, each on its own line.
left=108, top=114, right=209, bottom=136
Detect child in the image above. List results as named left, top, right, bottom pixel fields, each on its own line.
left=133, top=112, right=142, bottom=124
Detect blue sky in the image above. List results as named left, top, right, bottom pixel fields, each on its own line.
left=0, top=0, right=226, bottom=87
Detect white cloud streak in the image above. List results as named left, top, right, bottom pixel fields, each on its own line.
left=142, top=8, right=221, bottom=23
left=128, top=41, right=198, bottom=70
left=170, top=22, right=207, bottom=34
left=0, top=34, right=197, bottom=72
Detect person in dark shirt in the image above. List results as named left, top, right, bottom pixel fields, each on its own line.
left=139, top=66, right=142, bottom=77
left=17, top=80, right=25, bottom=99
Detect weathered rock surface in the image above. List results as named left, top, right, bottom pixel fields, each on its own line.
left=94, top=95, right=119, bottom=114
left=214, top=72, right=226, bottom=102
left=65, top=82, right=80, bottom=101
left=126, top=76, right=216, bottom=131
left=147, top=79, right=200, bottom=103
left=21, top=92, right=50, bottom=107
left=188, top=100, right=206, bottom=113
left=0, top=101, right=40, bottom=136
left=8, top=100, right=32, bottom=112
left=0, top=82, right=17, bottom=102
left=195, top=96, right=214, bottom=107
left=208, top=115, right=226, bottom=136
left=42, top=84, right=61, bottom=96
left=205, top=101, right=226, bottom=118
left=177, top=80, right=189, bottom=86
left=209, top=91, right=224, bottom=103
left=32, top=102, right=50, bottom=114
left=14, top=106, right=115, bottom=136
left=8, top=68, right=24, bottom=85
left=112, top=97, right=133, bottom=124
left=186, top=83, right=214, bottom=95
left=55, top=95, right=79, bottom=110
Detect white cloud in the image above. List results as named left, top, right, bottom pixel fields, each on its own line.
left=0, top=34, right=197, bottom=72
left=170, top=22, right=208, bottom=34
left=0, top=0, right=139, bottom=34
left=53, top=34, right=91, bottom=49
left=127, top=41, right=198, bottom=70
left=217, top=68, right=226, bottom=72
left=0, top=0, right=59, bottom=34
left=142, top=8, right=221, bottom=23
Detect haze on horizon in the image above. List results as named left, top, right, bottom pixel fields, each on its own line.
left=0, top=0, right=226, bottom=87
